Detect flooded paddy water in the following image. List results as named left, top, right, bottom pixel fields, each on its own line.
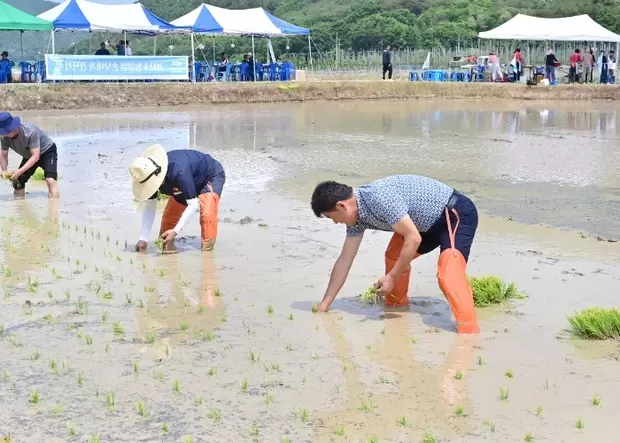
left=1, top=100, right=619, bottom=443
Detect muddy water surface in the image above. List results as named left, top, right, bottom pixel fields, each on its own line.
left=1, top=100, right=619, bottom=443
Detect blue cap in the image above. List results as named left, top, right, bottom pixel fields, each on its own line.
left=0, top=112, right=21, bottom=136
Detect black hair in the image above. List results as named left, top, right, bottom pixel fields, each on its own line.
left=311, top=181, right=353, bottom=217
left=220, top=52, right=226, bottom=57
left=575, top=48, right=581, bottom=53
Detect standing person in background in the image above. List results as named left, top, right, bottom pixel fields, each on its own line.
left=129, top=145, right=226, bottom=253
left=569, top=48, right=582, bottom=83
left=0, top=51, right=13, bottom=83
left=95, top=42, right=110, bottom=56
left=382, top=45, right=393, bottom=81
left=607, top=50, right=615, bottom=84
left=512, top=48, right=523, bottom=82
left=125, top=41, right=132, bottom=56
left=489, top=52, right=502, bottom=82
left=0, top=112, right=59, bottom=199
left=545, top=49, right=559, bottom=83
left=108, top=39, right=126, bottom=56
left=581, top=48, right=594, bottom=83
left=599, top=50, right=608, bottom=84
left=218, top=52, right=228, bottom=80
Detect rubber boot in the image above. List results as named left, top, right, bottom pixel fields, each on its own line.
left=159, top=198, right=185, bottom=248
left=384, top=233, right=411, bottom=308
left=199, top=191, right=220, bottom=251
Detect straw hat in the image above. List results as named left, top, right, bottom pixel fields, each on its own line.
left=129, top=144, right=169, bottom=201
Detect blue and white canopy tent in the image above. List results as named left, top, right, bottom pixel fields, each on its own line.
left=38, top=0, right=180, bottom=53
left=171, top=3, right=311, bottom=81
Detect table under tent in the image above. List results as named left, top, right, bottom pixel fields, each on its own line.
left=170, top=3, right=311, bottom=82
left=478, top=14, right=620, bottom=84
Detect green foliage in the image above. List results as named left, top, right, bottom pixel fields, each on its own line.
left=4, top=0, right=620, bottom=62
left=469, top=275, right=524, bottom=307
left=568, top=308, right=620, bottom=339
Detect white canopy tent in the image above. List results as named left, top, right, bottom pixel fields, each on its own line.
left=479, top=14, right=620, bottom=42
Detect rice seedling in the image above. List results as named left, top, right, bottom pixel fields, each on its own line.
left=500, top=388, right=509, bottom=400
left=378, top=375, right=388, bottom=384
left=101, top=311, right=109, bottom=322
left=43, top=313, right=53, bottom=322
left=567, top=308, right=620, bottom=339
left=104, top=344, right=110, bottom=353
left=193, top=396, right=203, bottom=406
left=422, top=431, right=437, bottom=443
left=241, top=377, right=248, bottom=392
left=137, top=299, right=145, bottom=309
left=77, top=371, right=84, bottom=386
left=282, top=438, right=291, bottom=443
left=368, top=436, right=379, bottom=443
left=4, top=268, right=12, bottom=277
left=112, top=322, right=125, bottom=337
left=270, top=362, right=281, bottom=372
left=125, top=294, right=132, bottom=305
left=288, top=313, right=294, bottom=320
left=153, top=370, right=164, bottom=382
left=524, top=433, right=534, bottom=442
left=301, top=376, right=307, bottom=384
left=47, top=290, right=53, bottom=299
left=208, top=367, right=217, bottom=376
left=63, top=289, right=71, bottom=302
left=220, top=313, right=227, bottom=322
left=248, top=350, right=260, bottom=363
left=285, top=343, right=293, bottom=351
left=208, top=408, right=221, bottom=422
left=102, top=291, right=113, bottom=300
left=105, top=391, right=115, bottom=410
left=214, top=288, right=222, bottom=297
left=161, top=423, right=170, bottom=433
left=592, top=395, right=601, bottom=406
left=455, top=405, right=464, bottom=416
left=153, top=237, right=164, bottom=253
left=469, top=276, right=524, bottom=307
left=132, top=361, right=140, bottom=374
left=61, top=360, right=72, bottom=376
left=534, top=405, right=543, bottom=417
left=359, top=399, right=376, bottom=412
left=196, top=330, right=216, bottom=341
left=454, top=370, right=463, bottom=380
left=136, top=400, right=148, bottom=417
left=576, top=417, right=584, bottom=429
left=267, top=304, right=274, bottom=314
left=180, top=321, right=189, bottom=331
left=49, top=359, right=59, bottom=375
left=51, top=404, right=64, bottom=415
left=505, top=370, right=514, bottom=378
left=358, top=286, right=382, bottom=305
left=477, top=356, right=485, bottom=366
left=397, top=416, right=409, bottom=427
left=6, top=333, right=22, bottom=348
left=264, top=392, right=275, bottom=405
left=75, top=299, right=89, bottom=315
left=0, top=324, right=4, bottom=336
left=29, top=389, right=40, bottom=405
left=88, top=435, right=101, bottom=443
left=30, top=349, right=41, bottom=360
left=312, top=303, right=319, bottom=313
left=146, top=331, right=156, bottom=344
left=333, top=425, right=345, bottom=436
left=67, top=422, right=77, bottom=436
left=3, top=288, right=12, bottom=299
left=172, top=379, right=181, bottom=393
left=311, top=353, right=319, bottom=360
left=249, top=424, right=259, bottom=436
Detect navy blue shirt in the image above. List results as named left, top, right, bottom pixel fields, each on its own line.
left=149, top=150, right=224, bottom=204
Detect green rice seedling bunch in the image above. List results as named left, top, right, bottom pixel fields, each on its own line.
left=567, top=308, right=620, bottom=339
left=153, top=237, right=164, bottom=253
left=469, top=275, right=524, bottom=307
left=358, top=286, right=383, bottom=305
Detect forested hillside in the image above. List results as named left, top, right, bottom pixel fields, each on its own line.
left=2, top=0, right=620, bottom=61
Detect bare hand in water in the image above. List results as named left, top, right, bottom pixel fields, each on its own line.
left=135, top=240, right=147, bottom=253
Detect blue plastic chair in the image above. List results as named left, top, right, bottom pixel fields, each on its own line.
left=268, top=63, right=278, bottom=81
left=254, top=63, right=264, bottom=81
left=35, top=61, right=46, bottom=82
left=408, top=71, right=418, bottom=81
left=20, top=62, right=36, bottom=83
left=239, top=63, right=250, bottom=81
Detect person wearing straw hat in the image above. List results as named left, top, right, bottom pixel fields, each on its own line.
left=129, top=144, right=225, bottom=253
left=0, top=112, right=59, bottom=199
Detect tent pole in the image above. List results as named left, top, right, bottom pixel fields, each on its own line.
left=153, top=35, right=157, bottom=55
left=20, top=31, right=24, bottom=61
left=124, top=31, right=127, bottom=56
left=89, top=32, right=92, bottom=54
left=252, top=35, right=256, bottom=82
left=191, top=31, right=196, bottom=83
left=308, top=35, right=313, bottom=71
left=212, top=37, right=215, bottom=66
left=52, top=30, right=56, bottom=55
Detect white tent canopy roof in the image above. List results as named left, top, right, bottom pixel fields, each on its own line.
left=478, top=14, right=620, bottom=42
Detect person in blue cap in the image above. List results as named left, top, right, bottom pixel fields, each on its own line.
left=0, top=112, right=59, bottom=199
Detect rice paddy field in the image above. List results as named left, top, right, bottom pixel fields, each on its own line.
left=1, top=100, right=620, bottom=443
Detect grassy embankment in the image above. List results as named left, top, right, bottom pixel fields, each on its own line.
left=4, top=81, right=620, bottom=111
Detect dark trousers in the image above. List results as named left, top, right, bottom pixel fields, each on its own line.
left=382, top=63, right=393, bottom=80
left=14, top=144, right=58, bottom=190
left=417, top=191, right=478, bottom=262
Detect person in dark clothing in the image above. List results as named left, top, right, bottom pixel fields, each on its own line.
left=382, top=45, right=393, bottom=81
left=608, top=50, right=615, bottom=84
left=544, top=49, right=559, bottom=82
left=130, top=145, right=225, bottom=253
left=95, top=43, right=110, bottom=56
left=599, top=51, right=608, bottom=84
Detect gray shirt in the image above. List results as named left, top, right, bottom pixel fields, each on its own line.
left=1, top=123, right=54, bottom=159
left=346, top=175, right=454, bottom=237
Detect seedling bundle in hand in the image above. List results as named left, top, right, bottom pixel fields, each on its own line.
left=358, top=286, right=383, bottom=305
